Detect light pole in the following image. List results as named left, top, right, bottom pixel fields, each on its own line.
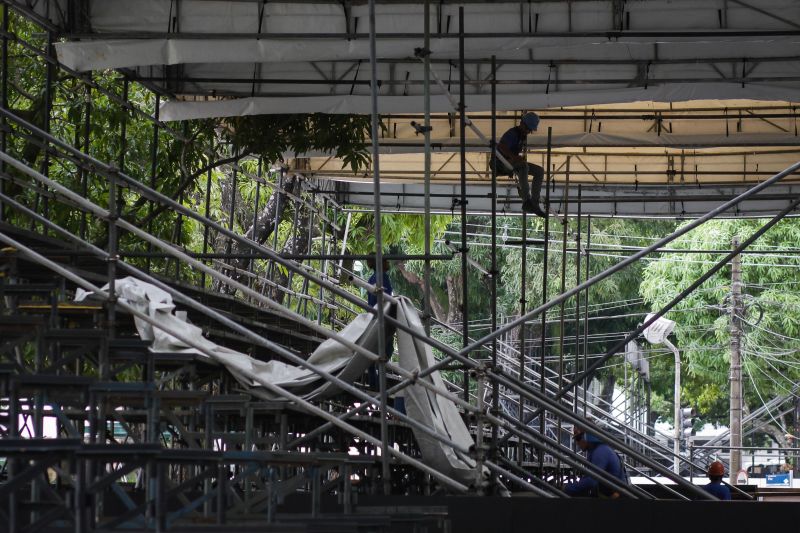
left=643, top=314, right=682, bottom=474
left=729, top=236, right=743, bottom=484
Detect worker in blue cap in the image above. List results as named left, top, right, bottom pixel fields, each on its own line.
left=565, top=427, right=628, bottom=498
left=491, top=112, right=547, bottom=217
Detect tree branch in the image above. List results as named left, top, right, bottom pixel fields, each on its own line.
left=394, top=261, right=447, bottom=323
left=128, top=152, right=250, bottom=227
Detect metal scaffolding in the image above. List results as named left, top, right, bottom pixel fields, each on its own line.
left=3, top=1, right=800, bottom=531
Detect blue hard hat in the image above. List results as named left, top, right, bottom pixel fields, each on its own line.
left=521, top=112, right=540, bottom=131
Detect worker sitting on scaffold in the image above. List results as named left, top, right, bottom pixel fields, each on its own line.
left=491, top=112, right=547, bottom=218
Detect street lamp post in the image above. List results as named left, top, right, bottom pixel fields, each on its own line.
left=664, top=338, right=681, bottom=474
left=643, top=314, right=682, bottom=474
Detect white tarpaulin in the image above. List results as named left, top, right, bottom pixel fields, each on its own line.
left=158, top=83, right=800, bottom=121
left=75, top=277, right=378, bottom=400
left=395, top=296, right=483, bottom=488
left=76, top=277, right=480, bottom=487
left=39, top=0, right=800, bottom=120
left=57, top=34, right=800, bottom=72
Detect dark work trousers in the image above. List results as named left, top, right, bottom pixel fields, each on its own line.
left=490, top=157, right=544, bottom=202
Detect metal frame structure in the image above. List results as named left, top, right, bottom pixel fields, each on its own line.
left=2, top=1, right=800, bottom=531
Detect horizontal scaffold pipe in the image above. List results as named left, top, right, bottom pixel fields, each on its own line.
left=115, top=252, right=454, bottom=261
left=122, top=76, right=800, bottom=87
left=385, top=111, right=800, bottom=120
left=577, top=247, right=800, bottom=255
left=58, top=30, right=800, bottom=40
left=307, top=169, right=800, bottom=178
left=392, top=104, right=800, bottom=115
left=0, top=231, right=472, bottom=494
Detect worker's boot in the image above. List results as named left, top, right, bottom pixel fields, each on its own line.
left=513, top=161, right=535, bottom=214
left=523, top=197, right=547, bottom=218
left=526, top=168, right=547, bottom=218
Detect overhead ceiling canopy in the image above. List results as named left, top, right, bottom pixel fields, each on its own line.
left=24, top=0, right=800, bottom=216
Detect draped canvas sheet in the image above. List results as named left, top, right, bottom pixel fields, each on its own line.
left=395, top=296, right=481, bottom=488
left=75, top=277, right=378, bottom=400
left=76, top=277, right=480, bottom=486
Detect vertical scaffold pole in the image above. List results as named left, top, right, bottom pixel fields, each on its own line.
left=118, top=81, right=129, bottom=278
left=119, top=80, right=128, bottom=172
left=201, top=135, right=213, bottom=288
left=556, top=156, right=570, bottom=480
left=367, top=0, right=391, bottom=495
left=574, top=184, right=582, bottom=412
left=226, top=145, right=238, bottom=258
left=730, top=235, right=743, bottom=483
left=37, top=29, right=54, bottom=231
left=489, top=54, right=500, bottom=482
left=252, top=157, right=262, bottom=287
left=459, top=6, right=470, bottom=403
left=1, top=4, right=8, bottom=221
left=146, top=94, right=160, bottom=273
left=582, top=214, right=591, bottom=414
left=423, top=0, right=432, bottom=336
left=538, top=127, right=552, bottom=471
left=79, top=76, right=92, bottom=240
left=174, top=122, right=187, bottom=280
left=319, top=196, right=328, bottom=325
left=298, top=191, right=315, bottom=314
left=519, top=210, right=528, bottom=467
left=268, top=169, right=284, bottom=282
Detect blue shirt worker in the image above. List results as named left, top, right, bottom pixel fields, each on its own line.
left=490, top=112, right=547, bottom=218
left=365, top=257, right=394, bottom=389
left=367, top=258, right=392, bottom=308
left=565, top=428, right=627, bottom=498
left=703, top=461, right=732, bottom=500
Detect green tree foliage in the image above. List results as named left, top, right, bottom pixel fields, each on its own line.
left=2, top=9, right=380, bottom=296
left=230, top=114, right=375, bottom=172
left=640, top=218, right=800, bottom=442
left=392, top=214, right=670, bottom=356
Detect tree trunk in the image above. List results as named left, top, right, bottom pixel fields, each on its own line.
left=271, top=195, right=311, bottom=305
left=249, top=175, right=301, bottom=245
left=214, top=174, right=301, bottom=294
left=445, top=273, right=463, bottom=326
left=394, top=262, right=447, bottom=322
